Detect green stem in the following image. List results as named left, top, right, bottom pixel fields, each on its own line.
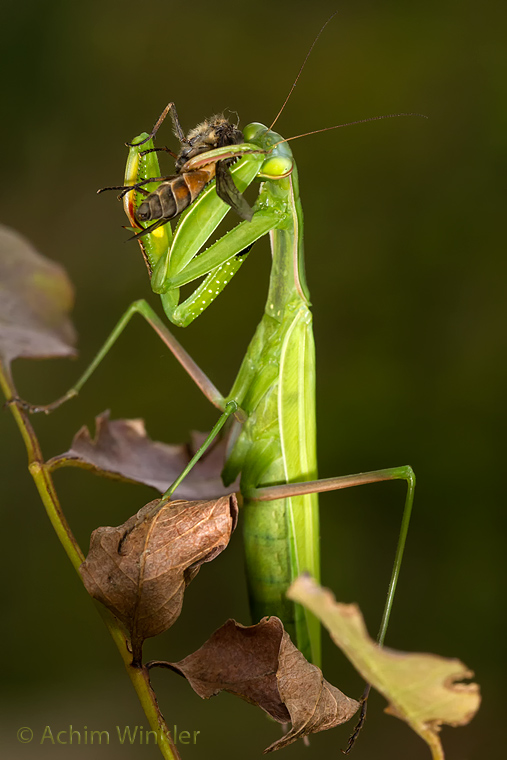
left=0, top=360, right=180, bottom=760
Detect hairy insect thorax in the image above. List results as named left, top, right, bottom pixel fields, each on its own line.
left=175, top=115, right=244, bottom=171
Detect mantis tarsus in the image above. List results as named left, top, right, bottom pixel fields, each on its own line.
left=19, top=25, right=417, bottom=740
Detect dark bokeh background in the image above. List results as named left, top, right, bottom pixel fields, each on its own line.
left=1, top=1, right=504, bottom=757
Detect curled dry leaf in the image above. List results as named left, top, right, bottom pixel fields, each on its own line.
left=168, top=617, right=359, bottom=752
left=288, top=576, right=481, bottom=760
left=0, top=224, right=76, bottom=367
left=48, top=411, right=239, bottom=499
left=80, top=494, right=238, bottom=663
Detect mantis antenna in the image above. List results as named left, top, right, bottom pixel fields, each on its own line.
left=269, top=11, right=339, bottom=131
left=269, top=112, right=428, bottom=150
left=268, top=11, right=427, bottom=145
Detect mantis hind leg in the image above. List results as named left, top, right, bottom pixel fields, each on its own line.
left=248, top=465, right=415, bottom=755
left=247, top=465, right=415, bottom=644
left=246, top=465, right=415, bottom=746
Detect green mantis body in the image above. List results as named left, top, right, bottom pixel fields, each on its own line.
left=109, top=116, right=414, bottom=667
left=35, top=106, right=415, bottom=671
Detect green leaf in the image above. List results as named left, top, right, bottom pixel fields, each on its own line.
left=288, top=576, right=481, bottom=760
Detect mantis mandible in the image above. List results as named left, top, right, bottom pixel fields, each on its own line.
left=23, top=22, right=416, bottom=678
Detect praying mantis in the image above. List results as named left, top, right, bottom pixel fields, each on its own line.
left=115, top=110, right=417, bottom=669
left=26, top=111, right=416, bottom=676
left=20, top=21, right=417, bottom=676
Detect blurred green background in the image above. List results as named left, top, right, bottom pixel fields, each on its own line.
left=1, top=0, right=504, bottom=757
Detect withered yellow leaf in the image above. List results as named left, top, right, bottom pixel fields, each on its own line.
left=288, top=576, right=480, bottom=760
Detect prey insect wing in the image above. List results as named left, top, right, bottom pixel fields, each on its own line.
left=215, top=160, right=254, bottom=221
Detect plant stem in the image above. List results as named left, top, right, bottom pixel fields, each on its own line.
left=0, top=360, right=181, bottom=760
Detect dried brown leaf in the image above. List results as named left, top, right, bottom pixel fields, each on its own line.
left=80, top=494, right=238, bottom=662
left=289, top=576, right=481, bottom=760
left=49, top=411, right=239, bottom=499
left=0, top=224, right=76, bottom=366
left=169, top=617, right=359, bottom=752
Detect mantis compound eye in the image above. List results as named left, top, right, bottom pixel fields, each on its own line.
left=259, top=155, right=293, bottom=179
